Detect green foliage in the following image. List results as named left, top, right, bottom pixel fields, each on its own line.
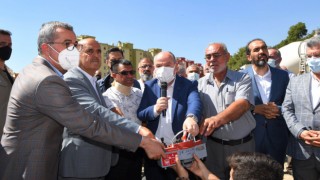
left=229, top=22, right=316, bottom=70
left=228, top=47, right=249, bottom=70
left=274, top=22, right=307, bottom=49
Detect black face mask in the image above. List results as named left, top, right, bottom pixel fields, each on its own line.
left=0, top=46, right=12, bottom=61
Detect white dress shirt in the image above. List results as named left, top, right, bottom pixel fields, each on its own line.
left=253, top=67, right=272, bottom=104
left=311, top=73, right=320, bottom=109
left=154, top=80, right=176, bottom=145
left=77, top=67, right=114, bottom=108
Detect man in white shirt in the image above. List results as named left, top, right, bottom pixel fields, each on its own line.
left=242, top=38, right=290, bottom=166
left=137, top=51, right=202, bottom=180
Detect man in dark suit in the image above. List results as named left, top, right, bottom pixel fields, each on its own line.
left=97, top=47, right=140, bottom=93
left=0, top=29, right=14, bottom=139
left=0, top=21, right=164, bottom=180
left=283, top=37, right=320, bottom=179
left=137, top=51, right=202, bottom=180
left=242, top=38, right=289, bottom=165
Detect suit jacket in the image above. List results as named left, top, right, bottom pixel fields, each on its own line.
left=137, top=75, right=202, bottom=135
left=98, top=73, right=141, bottom=93
left=59, top=67, right=140, bottom=178
left=0, top=57, right=141, bottom=180
left=283, top=73, right=320, bottom=160
left=0, top=69, right=13, bottom=139
left=242, top=66, right=289, bottom=152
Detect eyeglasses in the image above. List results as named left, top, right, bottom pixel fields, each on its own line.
left=48, top=41, right=81, bottom=51
left=139, top=65, right=153, bottom=69
left=205, top=53, right=226, bottom=60
left=117, top=70, right=136, bottom=76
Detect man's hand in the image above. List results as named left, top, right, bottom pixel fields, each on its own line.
left=254, top=102, right=280, bottom=119
left=183, top=117, right=199, bottom=137
left=188, top=154, right=218, bottom=180
left=138, top=126, right=155, bottom=139
left=300, top=130, right=320, bottom=147
left=155, top=97, right=169, bottom=114
left=199, top=116, right=222, bottom=136
left=139, top=136, right=166, bottom=160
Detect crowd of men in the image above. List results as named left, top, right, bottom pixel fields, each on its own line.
left=0, top=21, right=320, bottom=180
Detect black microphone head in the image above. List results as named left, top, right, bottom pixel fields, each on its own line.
left=160, top=82, right=167, bottom=89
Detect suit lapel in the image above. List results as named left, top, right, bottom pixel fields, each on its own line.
left=305, top=74, right=320, bottom=110
left=269, top=68, right=277, bottom=102
left=172, top=76, right=181, bottom=120
left=73, top=68, right=102, bottom=104
left=248, top=67, right=263, bottom=104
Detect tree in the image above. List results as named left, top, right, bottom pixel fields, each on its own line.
left=228, top=47, right=248, bottom=70
left=229, top=22, right=312, bottom=70
left=274, top=22, right=307, bottom=49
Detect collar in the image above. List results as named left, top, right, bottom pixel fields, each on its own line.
left=311, top=72, right=320, bottom=85
left=40, top=55, right=64, bottom=78
left=252, top=66, right=271, bottom=78
left=207, top=69, right=235, bottom=85
left=157, top=78, right=176, bottom=89
left=77, top=67, right=97, bottom=84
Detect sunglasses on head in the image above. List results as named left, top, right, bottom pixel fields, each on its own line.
left=117, top=70, right=136, bottom=76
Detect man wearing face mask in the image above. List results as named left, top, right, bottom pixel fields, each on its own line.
left=137, top=57, right=154, bottom=92
left=0, top=21, right=165, bottom=180
left=242, top=39, right=290, bottom=166
left=0, top=29, right=13, bottom=139
left=282, top=37, right=320, bottom=179
left=186, top=64, right=200, bottom=81
left=267, top=47, right=295, bottom=78
left=137, top=51, right=202, bottom=180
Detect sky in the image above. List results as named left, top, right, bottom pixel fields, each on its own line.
left=2, top=0, right=319, bottom=72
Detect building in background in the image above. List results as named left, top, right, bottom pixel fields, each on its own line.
left=77, top=35, right=161, bottom=79
left=77, top=35, right=203, bottom=79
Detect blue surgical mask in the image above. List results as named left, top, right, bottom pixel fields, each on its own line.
left=267, top=59, right=277, bottom=68
left=187, top=72, right=199, bottom=81
left=307, top=57, right=320, bottom=73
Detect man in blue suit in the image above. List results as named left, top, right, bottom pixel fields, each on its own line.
left=137, top=51, right=202, bottom=180
left=242, top=38, right=289, bottom=166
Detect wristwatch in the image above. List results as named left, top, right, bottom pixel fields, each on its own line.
left=250, top=104, right=255, bottom=115
left=187, top=114, right=198, bottom=123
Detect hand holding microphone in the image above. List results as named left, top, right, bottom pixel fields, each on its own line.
left=155, top=82, right=168, bottom=116
left=160, top=82, right=167, bottom=116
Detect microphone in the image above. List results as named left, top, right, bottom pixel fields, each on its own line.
left=160, top=82, right=167, bottom=117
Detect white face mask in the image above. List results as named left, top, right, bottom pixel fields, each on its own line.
left=307, top=57, right=320, bottom=73
left=48, top=45, right=80, bottom=70
left=155, top=66, right=175, bottom=83
left=187, top=72, right=199, bottom=81
left=267, top=58, right=277, bottom=68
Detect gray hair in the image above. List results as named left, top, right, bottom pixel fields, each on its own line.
left=267, top=47, right=282, bottom=57
left=306, top=37, right=320, bottom=48
left=37, top=21, right=74, bottom=54
left=208, top=42, right=229, bottom=53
